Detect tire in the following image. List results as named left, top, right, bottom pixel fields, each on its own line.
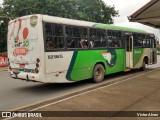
left=140, top=59, right=146, bottom=71
left=92, top=64, right=105, bottom=83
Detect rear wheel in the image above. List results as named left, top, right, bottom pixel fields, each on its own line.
left=92, top=64, right=105, bottom=83
left=140, top=59, right=146, bottom=71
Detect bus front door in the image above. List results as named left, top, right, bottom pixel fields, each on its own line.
left=125, top=36, right=133, bottom=69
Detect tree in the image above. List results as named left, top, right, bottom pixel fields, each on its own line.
left=2, top=0, right=118, bottom=24
left=0, top=5, right=9, bottom=53
left=0, top=17, right=9, bottom=53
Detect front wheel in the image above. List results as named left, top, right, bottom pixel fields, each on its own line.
left=92, top=64, right=105, bottom=83
left=140, top=59, right=146, bottom=71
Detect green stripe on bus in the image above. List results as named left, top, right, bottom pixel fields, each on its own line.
left=66, top=49, right=126, bottom=81
left=133, top=48, right=144, bottom=67
left=93, top=24, right=147, bottom=33
left=66, top=51, right=78, bottom=81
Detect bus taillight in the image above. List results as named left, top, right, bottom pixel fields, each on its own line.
left=36, top=58, right=40, bottom=63
left=35, top=68, right=39, bottom=73
left=35, top=58, right=40, bottom=73
left=36, top=63, right=39, bottom=68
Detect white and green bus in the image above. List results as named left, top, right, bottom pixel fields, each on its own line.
left=7, top=14, right=157, bottom=83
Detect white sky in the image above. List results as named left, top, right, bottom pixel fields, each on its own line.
left=104, top=0, right=160, bottom=39
left=0, top=0, right=2, bottom=5
left=0, top=0, right=160, bottom=39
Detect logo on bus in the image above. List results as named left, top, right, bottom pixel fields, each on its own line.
left=30, top=16, right=38, bottom=27
left=101, top=49, right=117, bottom=67
left=135, top=50, right=142, bottom=54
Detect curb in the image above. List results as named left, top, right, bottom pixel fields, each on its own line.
left=0, top=69, right=8, bottom=72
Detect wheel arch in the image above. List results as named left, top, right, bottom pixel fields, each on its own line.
left=93, top=61, right=106, bottom=73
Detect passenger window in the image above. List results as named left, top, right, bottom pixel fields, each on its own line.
left=107, top=30, right=122, bottom=48
left=54, top=24, right=63, bottom=36
left=89, top=28, right=107, bottom=48
left=66, top=26, right=88, bottom=49
left=45, top=23, right=52, bottom=35
left=133, top=33, right=144, bottom=47
left=45, top=23, right=64, bottom=50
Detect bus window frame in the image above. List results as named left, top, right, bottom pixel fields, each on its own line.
left=43, top=22, right=130, bottom=52
left=65, top=25, right=89, bottom=50
left=88, top=27, right=108, bottom=50
left=107, top=29, right=123, bottom=49
left=44, top=22, right=65, bottom=52
left=133, top=33, right=152, bottom=48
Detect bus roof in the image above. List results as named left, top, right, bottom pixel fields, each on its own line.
left=42, top=14, right=148, bottom=34
left=9, top=14, right=148, bottom=34
left=93, top=24, right=147, bottom=33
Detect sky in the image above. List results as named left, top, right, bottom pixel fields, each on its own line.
left=104, top=0, right=160, bottom=39
left=0, top=0, right=160, bottom=39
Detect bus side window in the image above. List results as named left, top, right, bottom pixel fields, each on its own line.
left=97, top=29, right=107, bottom=48
left=45, top=23, right=64, bottom=50
left=79, top=27, right=88, bottom=48
left=45, top=23, right=52, bottom=35
left=46, top=37, right=55, bottom=49
left=53, top=24, right=64, bottom=49
left=66, top=25, right=88, bottom=49
left=134, top=33, right=143, bottom=47
left=89, top=28, right=106, bottom=48
left=107, top=30, right=122, bottom=48
left=54, top=24, right=63, bottom=36
left=145, top=35, right=151, bottom=48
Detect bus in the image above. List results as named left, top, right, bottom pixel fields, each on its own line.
left=7, top=14, right=157, bottom=83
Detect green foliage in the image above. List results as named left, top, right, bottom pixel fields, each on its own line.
left=2, top=0, right=119, bottom=24
left=0, top=19, right=8, bottom=52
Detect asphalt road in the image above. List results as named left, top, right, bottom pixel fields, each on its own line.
left=0, top=56, right=160, bottom=111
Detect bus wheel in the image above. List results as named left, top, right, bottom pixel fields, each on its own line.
left=140, top=59, right=146, bottom=71
left=92, top=64, right=105, bottom=83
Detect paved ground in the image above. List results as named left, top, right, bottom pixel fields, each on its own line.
left=1, top=56, right=160, bottom=120
left=9, top=67, right=160, bottom=120
left=0, top=67, right=8, bottom=72
left=1, top=56, right=159, bottom=111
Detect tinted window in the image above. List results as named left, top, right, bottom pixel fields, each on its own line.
left=107, top=30, right=122, bottom=48
left=45, top=23, right=64, bottom=50
left=133, top=33, right=145, bottom=47
left=89, top=28, right=107, bottom=48
left=66, top=26, right=88, bottom=48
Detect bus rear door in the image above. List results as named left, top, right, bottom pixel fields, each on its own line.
left=125, top=34, right=133, bottom=69
left=150, top=36, right=157, bottom=64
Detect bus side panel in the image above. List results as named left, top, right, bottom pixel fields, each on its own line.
left=70, top=50, right=106, bottom=81
left=133, top=48, right=150, bottom=68
left=69, top=49, right=125, bottom=81
left=45, top=51, right=74, bottom=83
left=105, top=49, right=126, bottom=75
left=133, top=48, right=144, bottom=68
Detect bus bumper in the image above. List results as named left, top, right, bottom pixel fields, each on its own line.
left=10, top=71, right=39, bottom=82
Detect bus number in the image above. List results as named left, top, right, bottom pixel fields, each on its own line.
left=48, top=55, right=63, bottom=59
